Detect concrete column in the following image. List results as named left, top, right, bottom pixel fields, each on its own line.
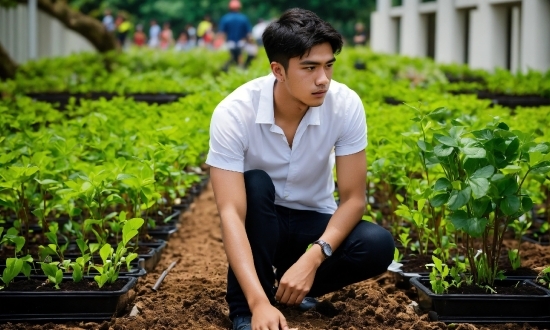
left=6, top=7, right=16, bottom=60
left=521, top=0, right=550, bottom=72
left=435, top=0, right=460, bottom=63
left=469, top=1, right=495, bottom=71
left=28, top=0, right=37, bottom=59
left=401, top=0, right=422, bottom=57
left=509, top=5, right=521, bottom=73
left=370, top=0, right=394, bottom=53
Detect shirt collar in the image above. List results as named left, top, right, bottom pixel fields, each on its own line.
left=256, top=74, right=321, bottom=126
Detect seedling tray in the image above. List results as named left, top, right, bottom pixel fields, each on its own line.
left=411, top=276, right=550, bottom=324
left=0, top=275, right=138, bottom=322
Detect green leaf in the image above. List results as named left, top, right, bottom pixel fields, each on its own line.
left=471, top=165, right=495, bottom=179
left=472, top=129, right=493, bottom=141
left=531, top=161, right=550, bottom=174
left=434, top=178, right=452, bottom=191
left=450, top=210, right=469, bottom=231
left=469, top=177, right=490, bottom=199
left=417, top=141, right=432, bottom=152
left=466, top=217, right=488, bottom=238
left=501, top=195, right=520, bottom=216
left=505, top=138, right=520, bottom=159
left=498, top=177, right=518, bottom=196
left=434, top=134, right=458, bottom=147
left=447, top=188, right=471, bottom=211
left=434, top=144, right=454, bottom=157
left=430, top=193, right=449, bottom=207
left=472, top=198, right=490, bottom=218
left=521, top=196, right=533, bottom=212
left=462, top=147, right=486, bottom=159
left=99, top=244, right=112, bottom=264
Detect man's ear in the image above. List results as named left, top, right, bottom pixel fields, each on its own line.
left=270, top=62, right=286, bottom=82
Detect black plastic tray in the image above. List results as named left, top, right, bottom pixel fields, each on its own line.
left=410, top=276, right=550, bottom=324
left=0, top=275, right=138, bottom=322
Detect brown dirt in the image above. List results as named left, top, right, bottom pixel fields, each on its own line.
left=1, top=183, right=550, bottom=330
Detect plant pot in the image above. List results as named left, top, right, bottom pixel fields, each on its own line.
left=0, top=258, right=147, bottom=278
left=476, top=92, right=550, bottom=108
left=387, top=260, right=426, bottom=289
left=0, top=275, right=138, bottom=322
left=410, top=276, right=550, bottom=324
left=138, top=239, right=167, bottom=272
left=148, top=224, right=178, bottom=241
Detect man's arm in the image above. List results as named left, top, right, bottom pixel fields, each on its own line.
left=275, top=150, right=366, bottom=305
left=210, top=167, right=289, bottom=329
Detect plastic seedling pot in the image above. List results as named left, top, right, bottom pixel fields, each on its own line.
left=148, top=224, right=178, bottom=241
left=410, top=276, right=550, bottom=324
left=138, top=239, right=167, bottom=272
left=0, top=275, right=138, bottom=322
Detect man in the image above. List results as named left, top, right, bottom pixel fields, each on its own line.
left=207, top=8, right=394, bottom=330
left=197, top=15, right=213, bottom=47
left=148, top=20, right=161, bottom=48
left=218, top=0, right=252, bottom=71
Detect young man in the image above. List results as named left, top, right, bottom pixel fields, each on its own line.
left=206, top=8, right=395, bottom=330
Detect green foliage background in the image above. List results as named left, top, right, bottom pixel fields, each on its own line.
left=68, top=0, right=376, bottom=42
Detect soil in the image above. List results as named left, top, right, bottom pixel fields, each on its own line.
left=2, top=183, right=550, bottom=330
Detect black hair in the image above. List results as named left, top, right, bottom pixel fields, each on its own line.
left=262, top=8, right=343, bottom=70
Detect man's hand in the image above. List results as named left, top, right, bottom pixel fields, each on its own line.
left=275, top=247, right=322, bottom=306
left=251, top=301, right=289, bottom=330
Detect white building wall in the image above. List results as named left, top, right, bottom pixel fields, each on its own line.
left=371, top=0, right=550, bottom=73
left=0, top=3, right=95, bottom=64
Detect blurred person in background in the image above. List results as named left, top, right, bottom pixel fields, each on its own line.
left=186, top=24, right=198, bottom=46
left=115, top=13, right=132, bottom=49
left=148, top=20, right=161, bottom=48
left=243, top=35, right=258, bottom=69
left=133, top=24, right=147, bottom=47
left=207, top=8, right=394, bottom=330
left=160, top=22, right=174, bottom=50
left=102, top=9, right=115, bottom=34
left=251, top=18, right=268, bottom=46
left=218, top=0, right=252, bottom=71
left=197, top=15, right=213, bottom=47
left=352, top=22, right=367, bottom=47
left=175, top=31, right=194, bottom=51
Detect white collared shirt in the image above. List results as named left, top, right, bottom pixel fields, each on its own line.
left=206, top=74, right=367, bottom=214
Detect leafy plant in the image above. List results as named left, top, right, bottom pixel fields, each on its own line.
left=92, top=217, right=143, bottom=288
left=427, top=117, right=550, bottom=287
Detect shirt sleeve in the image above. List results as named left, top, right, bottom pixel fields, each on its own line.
left=206, top=105, right=247, bottom=172
left=334, top=91, right=367, bottom=156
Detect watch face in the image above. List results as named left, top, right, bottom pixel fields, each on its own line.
left=321, top=243, right=332, bottom=257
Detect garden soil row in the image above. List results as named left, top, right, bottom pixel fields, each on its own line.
left=1, top=183, right=549, bottom=330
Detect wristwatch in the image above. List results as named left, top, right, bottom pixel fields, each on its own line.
left=312, top=239, right=332, bottom=259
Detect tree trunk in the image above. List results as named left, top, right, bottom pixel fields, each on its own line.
left=16, top=0, right=118, bottom=53
left=0, top=42, right=17, bottom=80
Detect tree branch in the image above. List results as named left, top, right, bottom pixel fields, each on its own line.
left=16, top=0, right=118, bottom=53
left=0, top=41, right=18, bottom=80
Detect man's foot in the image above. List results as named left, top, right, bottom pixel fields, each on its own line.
left=298, top=297, right=319, bottom=311
left=232, top=314, right=252, bottom=330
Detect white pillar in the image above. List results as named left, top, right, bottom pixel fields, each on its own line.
left=509, top=5, right=521, bottom=73
left=521, top=0, right=550, bottom=72
left=28, top=0, right=37, bottom=59
left=401, top=0, right=422, bottom=57
left=370, top=0, right=394, bottom=53
left=469, top=1, right=496, bottom=71
left=435, top=0, right=470, bottom=64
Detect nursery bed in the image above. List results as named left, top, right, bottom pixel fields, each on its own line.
left=2, top=183, right=550, bottom=330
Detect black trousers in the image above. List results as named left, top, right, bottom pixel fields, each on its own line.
left=226, top=170, right=395, bottom=320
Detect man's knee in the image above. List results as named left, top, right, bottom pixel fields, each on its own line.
left=244, top=169, right=275, bottom=200
left=350, top=222, right=395, bottom=273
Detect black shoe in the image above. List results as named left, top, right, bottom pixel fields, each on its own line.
left=232, top=314, right=252, bottom=330
left=298, top=297, right=319, bottom=311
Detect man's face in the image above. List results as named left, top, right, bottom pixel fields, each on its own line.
left=282, top=42, right=335, bottom=108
